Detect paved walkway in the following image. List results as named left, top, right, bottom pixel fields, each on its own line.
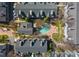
left=0, top=28, right=15, bottom=37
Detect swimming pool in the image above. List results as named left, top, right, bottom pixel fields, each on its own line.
left=39, top=24, right=50, bottom=34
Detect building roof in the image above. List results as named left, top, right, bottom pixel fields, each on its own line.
left=15, top=39, right=48, bottom=53
left=67, top=3, right=79, bottom=44
left=17, top=22, right=33, bottom=35
left=14, top=2, right=57, bottom=19
left=76, top=2, right=79, bottom=44
left=15, top=2, right=57, bottom=10
left=0, top=6, right=6, bottom=22
left=0, top=45, right=6, bottom=57
left=19, top=22, right=32, bottom=28
left=17, top=28, right=33, bottom=35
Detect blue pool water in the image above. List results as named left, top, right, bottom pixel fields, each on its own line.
left=39, top=24, right=50, bottom=34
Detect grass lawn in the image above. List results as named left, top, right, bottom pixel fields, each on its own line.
left=52, top=19, right=64, bottom=42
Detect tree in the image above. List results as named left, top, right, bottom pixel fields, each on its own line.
left=21, top=17, right=33, bottom=23
left=52, top=19, right=64, bottom=42
left=52, top=33, right=60, bottom=42
left=44, top=16, right=49, bottom=23
left=22, top=17, right=30, bottom=22
left=24, top=18, right=29, bottom=22
left=0, top=35, right=8, bottom=43
left=34, top=19, right=44, bottom=28
left=3, top=35, right=8, bottom=40
left=56, top=48, right=63, bottom=53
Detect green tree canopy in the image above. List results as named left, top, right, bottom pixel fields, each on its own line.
left=44, top=16, right=49, bottom=23
left=52, top=19, right=64, bottom=42
left=0, top=35, right=9, bottom=43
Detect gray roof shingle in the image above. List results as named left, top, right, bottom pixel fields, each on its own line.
left=15, top=39, right=48, bottom=53
left=17, top=22, right=33, bottom=35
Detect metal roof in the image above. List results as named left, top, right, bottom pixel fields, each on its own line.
left=17, top=22, right=33, bottom=35
left=15, top=39, right=48, bottom=53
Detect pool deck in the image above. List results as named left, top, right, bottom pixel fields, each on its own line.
left=0, top=28, right=15, bottom=37
left=39, top=24, right=58, bottom=39
left=46, top=24, right=58, bottom=39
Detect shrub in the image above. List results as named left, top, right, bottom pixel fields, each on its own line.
left=0, top=35, right=8, bottom=43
